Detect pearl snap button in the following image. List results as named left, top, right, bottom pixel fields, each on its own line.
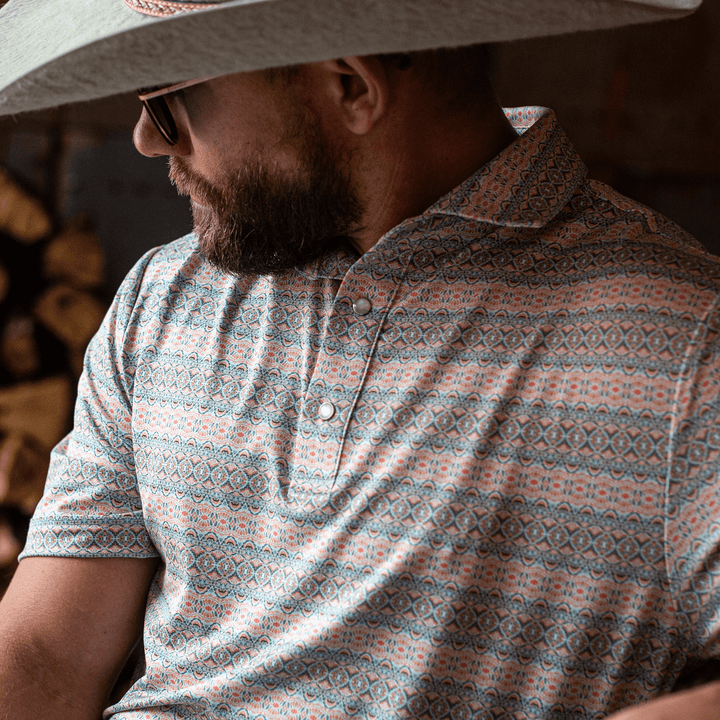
left=318, top=401, right=336, bottom=420
left=352, top=297, right=372, bottom=316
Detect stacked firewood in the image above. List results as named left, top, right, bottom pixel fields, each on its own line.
left=0, top=166, right=108, bottom=594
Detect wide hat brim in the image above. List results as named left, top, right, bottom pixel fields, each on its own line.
left=0, top=0, right=701, bottom=117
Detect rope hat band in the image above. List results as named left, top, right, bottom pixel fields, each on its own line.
left=123, top=0, right=704, bottom=16
left=124, top=0, right=225, bottom=18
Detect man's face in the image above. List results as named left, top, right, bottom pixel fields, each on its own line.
left=140, top=70, right=365, bottom=275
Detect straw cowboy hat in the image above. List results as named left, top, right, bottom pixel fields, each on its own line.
left=0, top=0, right=702, bottom=117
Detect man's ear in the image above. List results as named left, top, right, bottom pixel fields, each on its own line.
left=317, top=56, right=388, bottom=135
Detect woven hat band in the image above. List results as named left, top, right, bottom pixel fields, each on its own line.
left=124, top=0, right=226, bottom=18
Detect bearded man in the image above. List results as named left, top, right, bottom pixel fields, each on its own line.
left=0, top=1, right=719, bottom=719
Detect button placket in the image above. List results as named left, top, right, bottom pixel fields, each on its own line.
left=298, top=290, right=379, bottom=482
left=297, top=244, right=415, bottom=485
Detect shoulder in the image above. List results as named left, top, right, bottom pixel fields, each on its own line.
left=113, top=233, right=241, bottom=320
left=559, top=177, right=712, bottom=263
left=123, top=233, right=210, bottom=292
left=538, top=178, right=720, bottom=316
left=576, top=179, right=705, bottom=250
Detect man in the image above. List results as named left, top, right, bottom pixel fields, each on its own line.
left=0, top=0, right=719, bottom=718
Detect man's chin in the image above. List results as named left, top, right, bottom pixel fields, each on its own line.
left=193, top=216, right=352, bottom=276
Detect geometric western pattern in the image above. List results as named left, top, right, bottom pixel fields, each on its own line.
left=22, top=108, right=720, bottom=719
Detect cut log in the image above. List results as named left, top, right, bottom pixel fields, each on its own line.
left=34, top=284, right=106, bottom=350
left=43, top=218, right=105, bottom=289
left=0, top=375, right=72, bottom=451
left=0, top=432, right=50, bottom=511
left=1, top=315, right=41, bottom=380
left=0, top=167, right=52, bottom=244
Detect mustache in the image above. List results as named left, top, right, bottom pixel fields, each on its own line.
left=168, top=158, right=218, bottom=206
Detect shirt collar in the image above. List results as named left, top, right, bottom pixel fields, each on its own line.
left=425, top=107, right=588, bottom=229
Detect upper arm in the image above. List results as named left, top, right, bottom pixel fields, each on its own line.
left=0, top=555, right=159, bottom=719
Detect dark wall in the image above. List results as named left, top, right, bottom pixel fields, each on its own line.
left=491, top=1, right=720, bottom=254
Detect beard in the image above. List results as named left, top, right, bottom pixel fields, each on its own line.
left=168, top=111, right=364, bottom=276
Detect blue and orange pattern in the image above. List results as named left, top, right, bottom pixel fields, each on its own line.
left=22, top=108, right=720, bottom=719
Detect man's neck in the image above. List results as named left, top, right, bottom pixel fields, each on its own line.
left=351, top=101, right=518, bottom=254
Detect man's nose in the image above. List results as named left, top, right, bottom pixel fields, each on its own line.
left=133, top=107, right=191, bottom=157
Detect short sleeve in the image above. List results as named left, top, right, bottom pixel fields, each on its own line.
left=666, top=298, right=720, bottom=663
left=20, top=247, right=165, bottom=560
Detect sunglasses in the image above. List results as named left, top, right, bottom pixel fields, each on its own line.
left=137, top=76, right=213, bottom=145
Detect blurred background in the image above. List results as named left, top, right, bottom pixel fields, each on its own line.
left=0, top=2, right=718, bottom=593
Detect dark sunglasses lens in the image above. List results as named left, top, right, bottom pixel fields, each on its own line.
left=144, top=96, right=178, bottom=145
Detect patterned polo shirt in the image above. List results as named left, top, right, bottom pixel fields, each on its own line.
left=22, top=107, right=720, bottom=720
